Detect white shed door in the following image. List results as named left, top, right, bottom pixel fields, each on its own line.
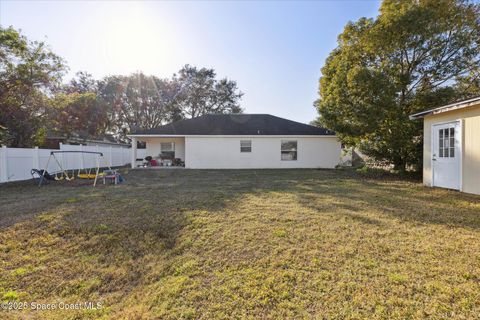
left=432, top=121, right=461, bottom=190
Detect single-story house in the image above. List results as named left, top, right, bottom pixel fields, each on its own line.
left=410, top=96, right=480, bottom=195
left=128, top=114, right=341, bottom=169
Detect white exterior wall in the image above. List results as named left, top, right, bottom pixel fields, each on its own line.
left=143, top=137, right=185, bottom=161
left=184, top=136, right=340, bottom=169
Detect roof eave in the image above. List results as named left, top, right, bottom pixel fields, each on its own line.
left=127, top=134, right=337, bottom=138
left=410, top=96, right=480, bottom=120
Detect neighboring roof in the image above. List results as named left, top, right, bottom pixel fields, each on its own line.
left=410, top=96, right=480, bottom=120
left=46, top=135, right=130, bottom=146
left=130, top=114, right=335, bottom=136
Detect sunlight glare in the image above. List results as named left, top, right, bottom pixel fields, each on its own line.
left=102, top=2, right=173, bottom=75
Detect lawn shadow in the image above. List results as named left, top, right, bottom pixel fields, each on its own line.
left=2, top=167, right=480, bottom=317
left=0, top=179, right=100, bottom=229
left=2, top=168, right=479, bottom=235
left=289, top=171, right=480, bottom=230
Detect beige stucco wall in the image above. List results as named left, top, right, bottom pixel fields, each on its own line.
left=143, top=137, right=185, bottom=161
left=423, top=103, right=480, bottom=195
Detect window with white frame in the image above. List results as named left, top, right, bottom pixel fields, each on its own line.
left=438, top=127, right=455, bottom=158
left=240, top=140, right=252, bottom=153
left=281, top=140, right=297, bottom=160
left=160, top=142, right=175, bottom=159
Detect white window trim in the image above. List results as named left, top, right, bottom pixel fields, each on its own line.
left=281, top=140, right=298, bottom=161
left=160, top=142, right=175, bottom=152
left=438, top=127, right=456, bottom=158
left=240, top=140, right=252, bottom=153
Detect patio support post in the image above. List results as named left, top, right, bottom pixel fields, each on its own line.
left=131, top=137, right=137, bottom=169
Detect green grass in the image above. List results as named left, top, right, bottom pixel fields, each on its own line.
left=0, top=168, right=479, bottom=319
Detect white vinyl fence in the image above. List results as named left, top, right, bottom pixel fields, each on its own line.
left=0, top=144, right=146, bottom=183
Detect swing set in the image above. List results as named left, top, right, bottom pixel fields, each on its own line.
left=34, top=150, right=118, bottom=187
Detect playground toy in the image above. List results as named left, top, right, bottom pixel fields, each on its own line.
left=36, top=150, right=117, bottom=187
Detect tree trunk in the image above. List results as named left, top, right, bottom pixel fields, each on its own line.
left=393, top=161, right=406, bottom=172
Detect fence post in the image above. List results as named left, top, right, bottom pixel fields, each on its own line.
left=59, top=143, right=67, bottom=171
left=33, top=146, right=40, bottom=170
left=96, top=145, right=101, bottom=167
left=79, top=145, right=84, bottom=169
left=0, top=146, right=8, bottom=183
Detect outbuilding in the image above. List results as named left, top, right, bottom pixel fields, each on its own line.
left=410, top=96, right=480, bottom=195
left=128, top=114, right=341, bottom=169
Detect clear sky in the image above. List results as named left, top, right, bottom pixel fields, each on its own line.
left=1, top=0, right=381, bottom=123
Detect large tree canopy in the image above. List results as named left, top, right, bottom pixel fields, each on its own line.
left=97, top=73, right=174, bottom=139
left=97, top=66, right=243, bottom=140
left=49, top=92, right=108, bottom=140
left=0, top=26, right=244, bottom=147
left=0, top=26, right=65, bottom=147
left=316, top=0, right=480, bottom=170
left=46, top=72, right=109, bottom=141
left=168, top=65, right=243, bottom=121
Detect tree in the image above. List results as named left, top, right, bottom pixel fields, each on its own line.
left=64, top=71, right=98, bottom=94
left=0, top=26, right=244, bottom=145
left=47, top=72, right=109, bottom=141
left=454, top=67, right=480, bottom=99
left=97, top=73, right=173, bottom=139
left=168, top=65, right=243, bottom=121
left=97, top=67, right=244, bottom=139
left=0, top=26, right=65, bottom=147
left=315, top=0, right=480, bottom=170
left=50, top=92, right=108, bottom=140
left=0, top=124, right=10, bottom=146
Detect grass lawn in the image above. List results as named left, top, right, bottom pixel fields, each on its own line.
left=1, top=168, right=479, bottom=319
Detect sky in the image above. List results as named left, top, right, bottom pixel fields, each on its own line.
left=0, top=0, right=381, bottom=123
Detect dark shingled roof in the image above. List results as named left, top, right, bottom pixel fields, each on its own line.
left=131, top=114, right=335, bottom=136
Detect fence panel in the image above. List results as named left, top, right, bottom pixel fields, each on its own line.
left=0, top=144, right=134, bottom=183
left=3, top=147, right=36, bottom=182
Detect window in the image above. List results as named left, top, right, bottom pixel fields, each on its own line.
left=160, top=142, right=175, bottom=159
left=438, top=128, right=455, bottom=158
left=281, top=140, right=297, bottom=161
left=240, top=140, right=252, bottom=153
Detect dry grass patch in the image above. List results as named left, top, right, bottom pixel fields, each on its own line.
left=0, top=169, right=479, bottom=319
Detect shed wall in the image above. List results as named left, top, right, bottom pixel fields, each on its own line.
left=423, top=103, right=480, bottom=194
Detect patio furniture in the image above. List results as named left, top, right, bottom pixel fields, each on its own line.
left=136, top=158, right=145, bottom=167
left=144, top=156, right=152, bottom=167
left=172, top=158, right=185, bottom=167
left=102, top=170, right=120, bottom=185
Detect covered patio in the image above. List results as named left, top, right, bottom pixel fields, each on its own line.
left=130, top=136, right=186, bottom=168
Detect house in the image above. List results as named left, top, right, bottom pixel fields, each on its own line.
left=410, top=96, right=480, bottom=195
left=128, top=114, right=341, bottom=169
left=45, top=134, right=130, bottom=149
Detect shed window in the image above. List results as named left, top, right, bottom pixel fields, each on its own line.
left=281, top=140, right=297, bottom=161
left=240, top=140, right=252, bottom=153
left=438, top=128, right=455, bottom=158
